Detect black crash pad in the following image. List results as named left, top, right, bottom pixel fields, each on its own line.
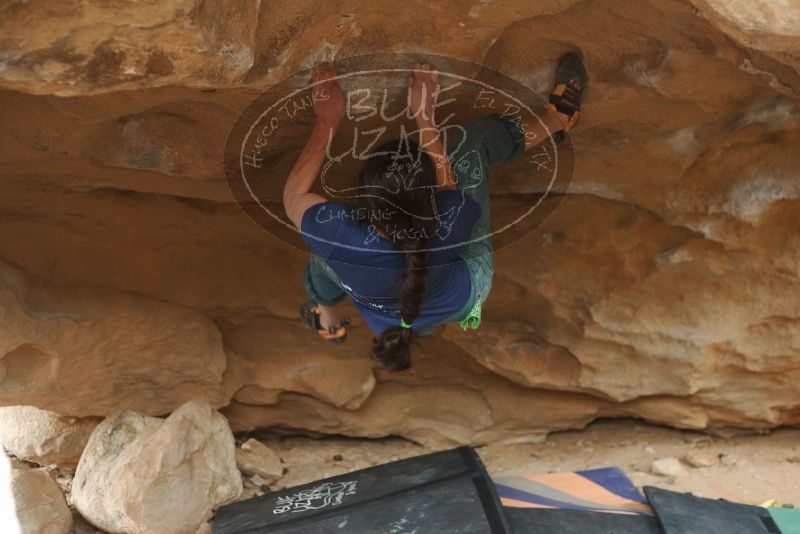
left=505, top=507, right=663, bottom=534
left=212, top=446, right=510, bottom=534
left=644, top=486, right=781, bottom=534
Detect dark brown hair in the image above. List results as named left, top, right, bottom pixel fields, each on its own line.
left=356, top=139, right=439, bottom=371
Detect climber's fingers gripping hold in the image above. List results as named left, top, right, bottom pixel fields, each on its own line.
left=408, top=62, right=439, bottom=125
left=312, top=63, right=345, bottom=127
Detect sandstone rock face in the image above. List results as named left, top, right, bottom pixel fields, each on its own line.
left=692, top=0, right=800, bottom=92
left=0, top=406, right=99, bottom=468
left=71, top=401, right=242, bottom=534
left=10, top=465, right=72, bottom=534
left=0, top=258, right=228, bottom=417
left=1, top=0, right=800, bottom=445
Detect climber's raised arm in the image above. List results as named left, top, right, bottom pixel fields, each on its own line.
left=408, top=64, right=457, bottom=191
left=283, top=63, right=345, bottom=229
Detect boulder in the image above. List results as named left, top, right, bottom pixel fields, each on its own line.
left=1, top=449, right=21, bottom=534
left=71, top=401, right=242, bottom=534
left=10, top=464, right=71, bottom=534
left=684, top=449, right=719, bottom=468
left=651, top=457, right=689, bottom=478
left=235, top=439, right=283, bottom=483
left=0, top=406, right=99, bottom=467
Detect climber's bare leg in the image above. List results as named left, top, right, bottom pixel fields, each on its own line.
left=317, top=302, right=343, bottom=331
left=521, top=108, right=570, bottom=151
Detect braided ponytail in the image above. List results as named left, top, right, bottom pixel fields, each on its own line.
left=357, top=139, right=439, bottom=371
left=373, top=238, right=428, bottom=371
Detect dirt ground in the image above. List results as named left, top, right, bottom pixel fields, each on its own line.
left=248, top=419, right=800, bottom=507
left=68, top=419, right=800, bottom=532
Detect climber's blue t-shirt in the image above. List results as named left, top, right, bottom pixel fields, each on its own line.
left=301, top=190, right=481, bottom=334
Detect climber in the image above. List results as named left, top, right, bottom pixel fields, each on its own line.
left=283, top=54, right=586, bottom=371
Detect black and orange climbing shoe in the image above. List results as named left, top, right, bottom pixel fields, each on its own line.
left=547, top=51, right=587, bottom=143
left=299, top=300, right=350, bottom=344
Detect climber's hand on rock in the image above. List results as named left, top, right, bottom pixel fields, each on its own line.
left=312, top=63, right=345, bottom=128
left=408, top=63, right=438, bottom=125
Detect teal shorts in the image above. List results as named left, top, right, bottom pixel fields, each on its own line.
left=304, top=114, right=526, bottom=330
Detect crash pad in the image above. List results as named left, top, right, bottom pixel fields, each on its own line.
left=212, top=446, right=510, bottom=534
left=769, top=508, right=800, bottom=534
left=504, top=507, right=663, bottom=533
left=495, top=467, right=652, bottom=515
left=645, top=486, right=781, bottom=534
